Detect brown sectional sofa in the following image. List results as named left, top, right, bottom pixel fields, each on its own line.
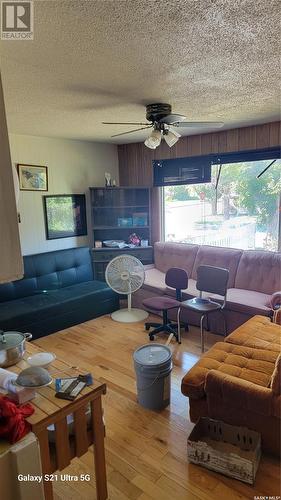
left=133, top=242, right=281, bottom=334
left=181, top=316, right=281, bottom=456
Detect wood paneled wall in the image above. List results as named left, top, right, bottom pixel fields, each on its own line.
left=118, top=121, right=281, bottom=187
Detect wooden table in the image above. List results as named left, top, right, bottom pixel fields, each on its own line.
left=9, top=342, right=108, bottom=500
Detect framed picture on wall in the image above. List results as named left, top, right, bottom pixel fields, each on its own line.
left=43, top=194, right=87, bottom=240
left=17, top=164, right=48, bottom=191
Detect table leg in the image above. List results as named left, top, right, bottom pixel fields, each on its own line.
left=91, top=397, right=108, bottom=500
left=36, top=428, right=54, bottom=500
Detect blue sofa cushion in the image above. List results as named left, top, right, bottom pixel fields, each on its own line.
left=0, top=246, right=119, bottom=338
left=0, top=280, right=115, bottom=331
left=0, top=247, right=93, bottom=302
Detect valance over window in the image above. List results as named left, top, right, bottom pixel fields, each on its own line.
left=153, top=147, right=280, bottom=187
left=153, top=156, right=212, bottom=187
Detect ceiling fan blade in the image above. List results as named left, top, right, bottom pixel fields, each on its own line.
left=103, top=122, right=150, bottom=125
left=172, top=121, right=224, bottom=128
left=111, top=126, right=153, bottom=138
left=158, top=113, right=186, bottom=124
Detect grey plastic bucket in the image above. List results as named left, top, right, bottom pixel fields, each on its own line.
left=133, top=344, right=172, bottom=410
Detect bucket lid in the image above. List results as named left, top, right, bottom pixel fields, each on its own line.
left=133, top=344, right=171, bottom=366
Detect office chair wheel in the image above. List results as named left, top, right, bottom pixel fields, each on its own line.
left=149, top=334, right=155, bottom=341
left=145, top=324, right=150, bottom=331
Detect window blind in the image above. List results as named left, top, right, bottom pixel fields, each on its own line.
left=211, top=147, right=280, bottom=165
left=153, top=156, right=212, bottom=187
left=153, top=147, right=280, bottom=187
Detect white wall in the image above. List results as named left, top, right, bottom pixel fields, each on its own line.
left=9, top=134, right=119, bottom=255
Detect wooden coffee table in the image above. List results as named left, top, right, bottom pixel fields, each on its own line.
left=8, top=342, right=108, bottom=500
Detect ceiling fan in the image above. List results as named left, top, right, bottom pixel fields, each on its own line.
left=102, top=103, right=224, bottom=149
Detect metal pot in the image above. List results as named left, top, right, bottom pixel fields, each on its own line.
left=0, top=330, right=33, bottom=367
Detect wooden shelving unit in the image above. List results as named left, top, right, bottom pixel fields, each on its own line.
left=89, top=187, right=153, bottom=281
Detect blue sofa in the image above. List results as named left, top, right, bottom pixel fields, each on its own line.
left=0, top=247, right=119, bottom=339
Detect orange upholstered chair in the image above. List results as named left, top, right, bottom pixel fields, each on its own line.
left=181, top=316, right=281, bottom=456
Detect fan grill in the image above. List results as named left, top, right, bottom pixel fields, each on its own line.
left=105, top=255, right=145, bottom=295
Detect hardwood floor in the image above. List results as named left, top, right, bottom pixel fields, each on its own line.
left=35, top=315, right=280, bottom=500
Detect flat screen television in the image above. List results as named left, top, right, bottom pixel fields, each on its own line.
left=44, top=194, right=87, bottom=239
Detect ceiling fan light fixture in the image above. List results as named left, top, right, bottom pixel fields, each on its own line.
left=144, top=138, right=157, bottom=149
left=164, top=129, right=181, bottom=147
left=144, top=129, right=162, bottom=149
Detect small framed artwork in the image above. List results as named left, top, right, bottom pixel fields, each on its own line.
left=44, top=194, right=87, bottom=240
left=17, top=164, right=48, bottom=191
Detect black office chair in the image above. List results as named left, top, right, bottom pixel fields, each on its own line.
left=143, top=267, right=188, bottom=343
left=180, top=265, right=229, bottom=353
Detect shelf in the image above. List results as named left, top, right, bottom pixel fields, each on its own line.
left=92, top=246, right=153, bottom=251
left=90, top=188, right=151, bottom=275
left=93, top=205, right=149, bottom=209
left=90, top=186, right=149, bottom=190
left=93, top=225, right=150, bottom=230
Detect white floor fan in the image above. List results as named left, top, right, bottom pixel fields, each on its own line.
left=105, top=255, right=148, bottom=323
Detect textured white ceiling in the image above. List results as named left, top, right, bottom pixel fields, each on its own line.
left=0, top=0, right=280, bottom=144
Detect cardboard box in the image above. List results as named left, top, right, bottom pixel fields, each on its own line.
left=117, top=217, right=133, bottom=227
left=132, top=212, right=148, bottom=226
left=187, top=417, right=261, bottom=484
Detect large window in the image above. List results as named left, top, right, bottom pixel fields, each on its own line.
left=164, top=159, right=281, bottom=251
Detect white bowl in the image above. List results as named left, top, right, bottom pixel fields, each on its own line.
left=27, top=352, right=56, bottom=368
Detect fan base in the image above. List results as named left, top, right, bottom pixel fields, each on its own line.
left=111, top=308, right=148, bottom=323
